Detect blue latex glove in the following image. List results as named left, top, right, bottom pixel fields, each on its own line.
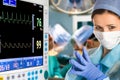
left=69, top=47, right=107, bottom=80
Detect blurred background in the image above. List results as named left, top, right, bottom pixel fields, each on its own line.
left=48, top=0, right=99, bottom=79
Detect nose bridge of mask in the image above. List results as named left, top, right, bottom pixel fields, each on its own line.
left=103, top=31, right=120, bottom=39
left=102, top=32, right=111, bottom=40
left=94, top=31, right=120, bottom=49
left=95, top=31, right=120, bottom=39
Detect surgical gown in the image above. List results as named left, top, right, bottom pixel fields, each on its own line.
left=48, top=55, right=63, bottom=78
left=65, top=44, right=120, bottom=80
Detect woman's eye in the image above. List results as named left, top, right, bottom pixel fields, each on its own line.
left=95, top=26, right=103, bottom=31
left=108, top=26, right=116, bottom=30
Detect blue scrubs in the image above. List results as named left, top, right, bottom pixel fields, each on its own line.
left=65, top=44, right=120, bottom=80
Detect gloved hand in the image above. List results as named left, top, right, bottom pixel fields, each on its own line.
left=69, top=47, right=107, bottom=80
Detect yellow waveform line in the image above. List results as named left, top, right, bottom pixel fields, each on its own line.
left=1, top=42, right=32, bottom=48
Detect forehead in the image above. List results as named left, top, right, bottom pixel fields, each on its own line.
left=92, top=12, right=120, bottom=26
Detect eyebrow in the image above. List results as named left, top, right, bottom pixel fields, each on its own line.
left=106, top=24, right=115, bottom=26
left=95, top=24, right=115, bottom=27
left=94, top=24, right=102, bottom=27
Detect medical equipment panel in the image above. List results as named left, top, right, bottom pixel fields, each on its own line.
left=0, top=0, right=49, bottom=80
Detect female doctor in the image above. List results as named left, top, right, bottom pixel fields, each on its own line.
left=65, top=0, right=120, bottom=80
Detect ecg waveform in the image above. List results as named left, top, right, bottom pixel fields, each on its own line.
left=0, top=11, right=32, bottom=25
left=0, top=1, right=43, bottom=59
left=1, top=42, right=32, bottom=48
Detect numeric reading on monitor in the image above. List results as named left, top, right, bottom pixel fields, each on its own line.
left=0, top=1, right=43, bottom=59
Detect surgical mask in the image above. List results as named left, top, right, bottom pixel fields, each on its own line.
left=94, top=31, right=120, bottom=49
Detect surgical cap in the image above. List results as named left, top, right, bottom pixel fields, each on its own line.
left=72, top=25, right=93, bottom=47
left=51, top=24, right=71, bottom=46
left=93, top=0, right=120, bottom=16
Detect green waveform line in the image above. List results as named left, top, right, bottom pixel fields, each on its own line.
left=0, top=11, right=32, bottom=24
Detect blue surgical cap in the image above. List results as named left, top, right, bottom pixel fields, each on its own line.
left=93, top=0, right=120, bottom=16
left=72, top=25, right=93, bottom=47
left=51, top=24, right=71, bottom=46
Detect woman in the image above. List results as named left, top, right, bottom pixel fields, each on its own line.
left=48, top=24, right=71, bottom=78
left=65, top=0, right=120, bottom=80
left=48, top=34, right=63, bottom=78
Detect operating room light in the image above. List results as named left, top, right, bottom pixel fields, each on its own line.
left=50, top=0, right=95, bottom=15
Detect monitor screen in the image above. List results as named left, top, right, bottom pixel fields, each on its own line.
left=0, top=0, right=44, bottom=72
